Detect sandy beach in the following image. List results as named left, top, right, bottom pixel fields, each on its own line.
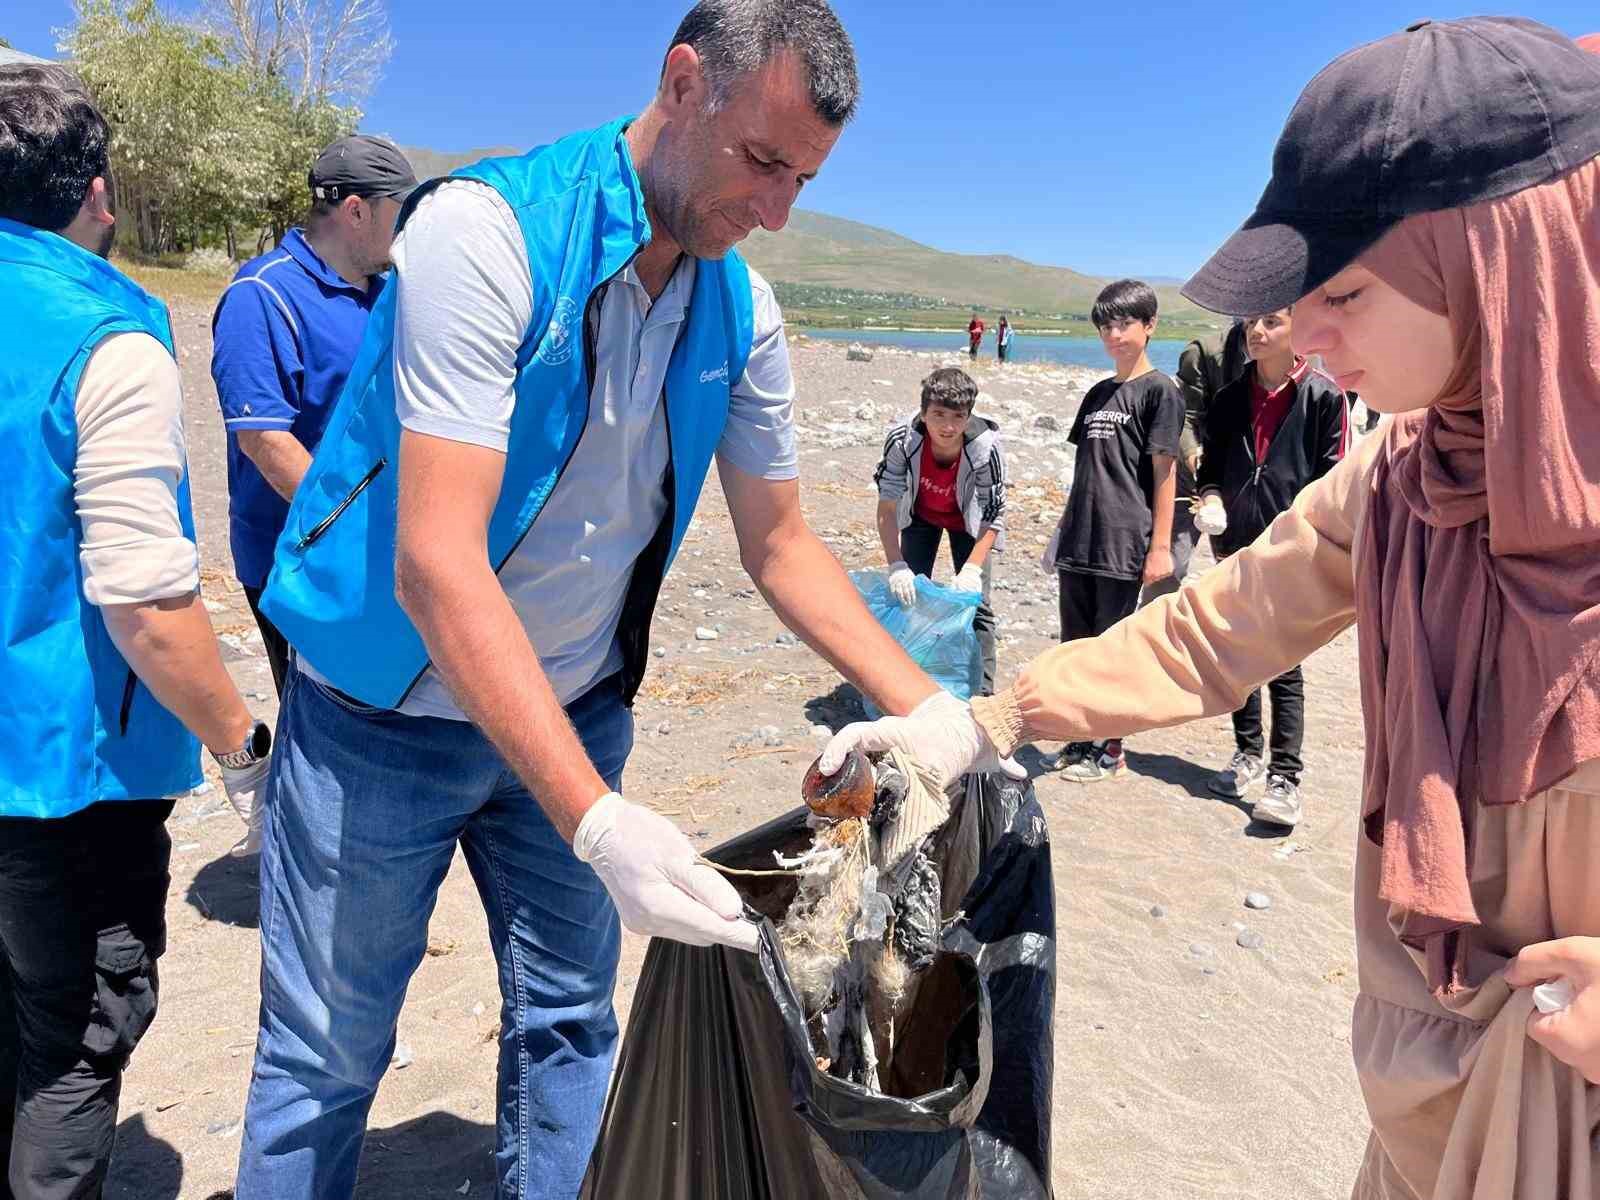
left=102, top=301, right=1373, bottom=1199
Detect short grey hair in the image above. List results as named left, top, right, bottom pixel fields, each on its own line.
left=665, top=0, right=860, bottom=126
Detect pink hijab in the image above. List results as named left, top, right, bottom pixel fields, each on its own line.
left=1355, top=156, right=1600, bottom=995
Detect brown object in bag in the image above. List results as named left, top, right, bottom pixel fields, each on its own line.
left=801, top=749, right=874, bottom=819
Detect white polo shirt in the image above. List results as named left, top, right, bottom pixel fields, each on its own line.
left=382, top=180, right=797, bottom=717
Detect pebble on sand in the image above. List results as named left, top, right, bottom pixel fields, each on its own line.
left=694, top=627, right=719, bottom=641
left=1244, top=891, right=1272, bottom=911
left=1237, top=930, right=1267, bottom=951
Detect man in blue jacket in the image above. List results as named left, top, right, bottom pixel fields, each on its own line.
left=0, top=65, right=270, bottom=1197
left=234, top=4, right=1000, bottom=1197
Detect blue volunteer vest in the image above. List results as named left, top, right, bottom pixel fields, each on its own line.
left=262, top=117, right=755, bottom=708
left=0, top=219, right=203, bottom=819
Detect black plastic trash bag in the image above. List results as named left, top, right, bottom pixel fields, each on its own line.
left=580, top=772, right=1055, bottom=1199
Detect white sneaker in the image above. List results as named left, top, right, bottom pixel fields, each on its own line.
left=1252, top=775, right=1303, bottom=828
left=1210, top=751, right=1265, bottom=799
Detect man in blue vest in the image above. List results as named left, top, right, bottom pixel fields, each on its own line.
left=211, top=135, right=416, bottom=696
left=235, top=3, right=1010, bottom=1196
left=0, top=65, right=271, bottom=1198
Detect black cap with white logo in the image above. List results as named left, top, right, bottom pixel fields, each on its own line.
left=308, top=135, right=418, bottom=205
left=1183, top=17, right=1600, bottom=316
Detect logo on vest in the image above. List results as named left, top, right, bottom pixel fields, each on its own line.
left=537, top=296, right=581, bottom=366
left=699, top=362, right=730, bottom=385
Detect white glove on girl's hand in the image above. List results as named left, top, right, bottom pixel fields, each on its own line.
left=952, top=563, right=985, bottom=595
left=818, top=690, right=1025, bottom=793
left=1039, top=528, right=1061, bottom=575
left=219, top=757, right=270, bottom=858
left=574, top=792, right=759, bottom=953
left=887, top=561, right=918, bottom=607
left=1194, top=494, right=1228, bottom=537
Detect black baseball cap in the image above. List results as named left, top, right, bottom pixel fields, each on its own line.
left=1183, top=18, right=1600, bottom=316
left=309, top=135, right=417, bottom=204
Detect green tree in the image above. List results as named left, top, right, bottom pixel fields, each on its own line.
left=63, top=0, right=357, bottom=256
left=66, top=0, right=237, bottom=253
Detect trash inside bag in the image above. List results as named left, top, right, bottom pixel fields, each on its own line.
left=852, top=570, right=983, bottom=717
left=580, top=771, right=1055, bottom=1199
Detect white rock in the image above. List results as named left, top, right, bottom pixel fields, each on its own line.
left=694, top=627, right=719, bottom=641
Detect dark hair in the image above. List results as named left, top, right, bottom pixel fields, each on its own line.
left=920, top=367, right=978, bottom=415
left=666, top=0, right=860, bottom=125
left=1090, top=279, right=1159, bottom=330
left=0, top=65, right=110, bottom=232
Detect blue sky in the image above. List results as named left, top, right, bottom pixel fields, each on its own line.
left=9, top=2, right=1599, bottom=278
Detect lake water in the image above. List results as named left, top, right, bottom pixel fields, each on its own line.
left=797, top=327, right=1185, bottom=376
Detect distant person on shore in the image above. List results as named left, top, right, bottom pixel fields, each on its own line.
left=1193, top=307, right=1348, bottom=827
left=826, top=19, right=1600, bottom=1196
left=210, top=135, right=416, bottom=695
left=0, top=64, right=268, bottom=1196
left=1140, top=319, right=1250, bottom=604
left=967, top=310, right=985, bottom=357
left=997, top=314, right=1013, bottom=362
left=875, top=366, right=1007, bottom=693
left=1038, top=279, right=1182, bottom=781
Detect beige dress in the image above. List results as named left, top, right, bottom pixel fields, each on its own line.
left=972, top=432, right=1600, bottom=1198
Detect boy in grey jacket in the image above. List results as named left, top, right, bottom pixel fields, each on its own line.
left=874, top=368, right=1006, bottom=693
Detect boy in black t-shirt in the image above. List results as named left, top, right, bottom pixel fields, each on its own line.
left=1040, top=279, right=1184, bottom=781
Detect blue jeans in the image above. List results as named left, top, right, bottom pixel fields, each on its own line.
left=235, top=668, right=633, bottom=1200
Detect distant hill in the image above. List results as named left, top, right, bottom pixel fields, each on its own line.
left=398, top=144, right=522, bottom=181
left=743, top=211, right=1212, bottom=326
left=398, top=144, right=1216, bottom=330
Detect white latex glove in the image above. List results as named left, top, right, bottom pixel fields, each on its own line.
left=887, top=561, right=918, bottom=607
left=1194, top=494, right=1228, bottom=538
left=219, top=757, right=270, bottom=858
left=1039, top=527, right=1061, bottom=575
left=574, top=792, right=760, bottom=953
left=952, top=563, right=984, bottom=595
left=819, top=690, right=1025, bottom=792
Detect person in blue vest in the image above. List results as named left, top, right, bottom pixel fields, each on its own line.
left=0, top=65, right=271, bottom=1198
left=211, top=135, right=416, bottom=696
left=233, top=4, right=1009, bottom=1197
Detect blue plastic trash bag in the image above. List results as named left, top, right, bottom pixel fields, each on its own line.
left=851, top=570, right=982, bottom=716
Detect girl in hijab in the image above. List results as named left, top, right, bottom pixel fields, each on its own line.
left=821, top=18, right=1600, bottom=1197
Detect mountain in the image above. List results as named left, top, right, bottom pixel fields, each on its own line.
left=398, top=144, right=522, bottom=182
left=742, top=211, right=1210, bottom=324
left=397, top=145, right=1214, bottom=328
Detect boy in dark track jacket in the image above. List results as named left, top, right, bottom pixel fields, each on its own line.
left=1195, top=306, right=1348, bottom=827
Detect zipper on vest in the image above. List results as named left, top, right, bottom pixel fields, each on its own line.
left=296, top=458, right=387, bottom=551
left=119, top=669, right=137, bottom=735
left=394, top=251, right=642, bottom=707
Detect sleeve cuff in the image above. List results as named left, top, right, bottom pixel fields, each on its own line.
left=80, top=537, right=200, bottom=606
left=971, top=689, right=1028, bottom=758
left=398, top=411, right=510, bottom=454
left=224, top=416, right=296, bottom=430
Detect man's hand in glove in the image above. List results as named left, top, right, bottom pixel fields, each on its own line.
left=887, top=561, right=918, bottom=607
left=1193, top=493, right=1228, bottom=538
left=574, top=792, right=760, bottom=953
left=219, top=756, right=271, bottom=858
left=818, top=690, right=1024, bottom=793
left=952, top=563, right=985, bottom=595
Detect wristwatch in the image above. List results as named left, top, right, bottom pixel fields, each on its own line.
left=215, top=721, right=272, bottom=770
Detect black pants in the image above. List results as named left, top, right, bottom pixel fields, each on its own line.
left=1057, top=569, right=1141, bottom=644
left=1232, top=666, right=1305, bottom=784
left=898, top=517, right=996, bottom=695
left=1057, top=570, right=1141, bottom=759
left=243, top=583, right=290, bottom=697
left=997, top=343, right=1009, bottom=362
left=0, top=800, right=173, bottom=1200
